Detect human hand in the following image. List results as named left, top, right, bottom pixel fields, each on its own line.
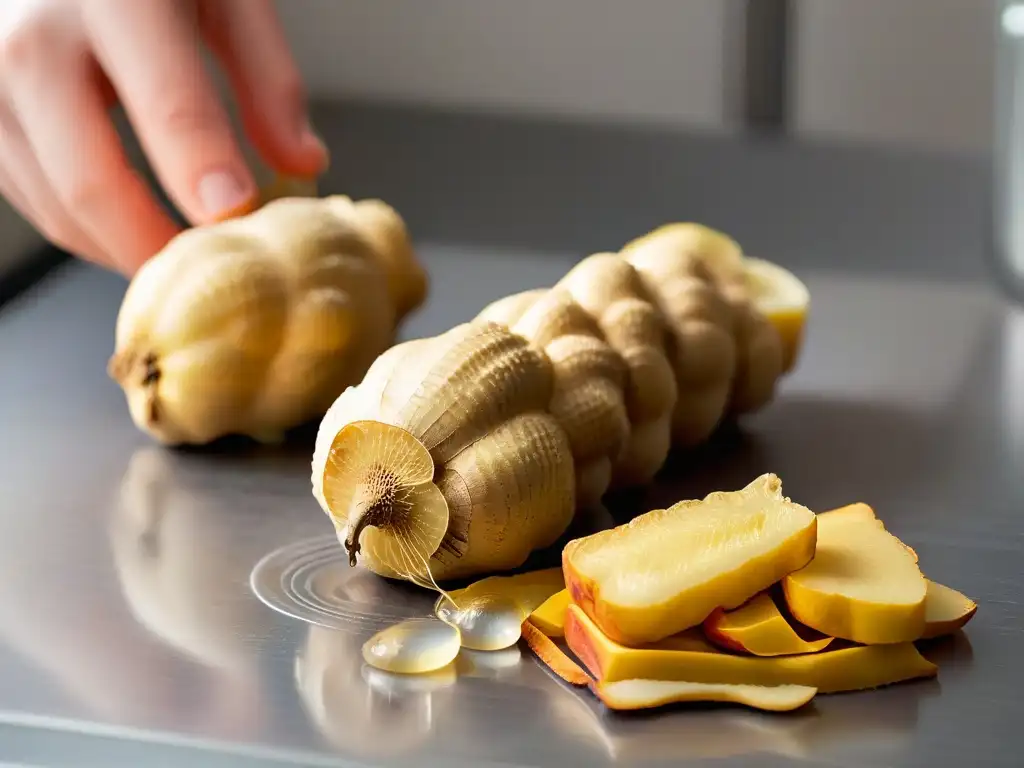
left=0, top=0, right=328, bottom=276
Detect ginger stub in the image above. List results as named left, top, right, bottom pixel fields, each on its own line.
left=562, top=474, right=817, bottom=646
left=312, top=223, right=811, bottom=583
left=110, top=195, right=427, bottom=446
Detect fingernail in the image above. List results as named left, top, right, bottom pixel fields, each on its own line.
left=197, top=170, right=256, bottom=218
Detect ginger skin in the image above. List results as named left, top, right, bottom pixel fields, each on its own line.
left=109, top=196, right=427, bottom=446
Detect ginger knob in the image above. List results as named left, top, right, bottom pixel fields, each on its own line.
left=109, top=195, right=427, bottom=446
left=312, top=221, right=809, bottom=584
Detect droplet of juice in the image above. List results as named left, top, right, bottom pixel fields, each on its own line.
left=436, top=594, right=524, bottom=651
left=362, top=618, right=461, bottom=674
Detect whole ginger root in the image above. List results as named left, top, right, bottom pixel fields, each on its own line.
left=311, top=223, right=809, bottom=583
left=109, top=196, right=427, bottom=446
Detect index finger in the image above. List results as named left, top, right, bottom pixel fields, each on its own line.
left=82, top=0, right=258, bottom=224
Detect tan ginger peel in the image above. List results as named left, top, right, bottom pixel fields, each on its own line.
left=109, top=196, right=427, bottom=445
left=311, top=223, right=810, bottom=583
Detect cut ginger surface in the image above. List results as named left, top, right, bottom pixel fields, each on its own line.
left=703, top=592, right=833, bottom=656
left=564, top=604, right=937, bottom=693
left=563, top=474, right=817, bottom=645
left=592, top=679, right=817, bottom=713
left=782, top=513, right=927, bottom=644
left=921, top=580, right=978, bottom=639
left=529, top=589, right=572, bottom=637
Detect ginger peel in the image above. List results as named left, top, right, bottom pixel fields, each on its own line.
left=312, top=222, right=808, bottom=583
left=109, top=195, right=427, bottom=445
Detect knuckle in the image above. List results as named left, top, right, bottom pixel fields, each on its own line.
left=1, top=15, right=65, bottom=71
left=58, top=175, right=107, bottom=215
left=149, top=95, right=226, bottom=139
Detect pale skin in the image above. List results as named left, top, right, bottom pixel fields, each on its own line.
left=0, top=0, right=329, bottom=276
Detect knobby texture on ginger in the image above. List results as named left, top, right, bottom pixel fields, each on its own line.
left=109, top=196, right=428, bottom=446
left=311, top=223, right=808, bottom=583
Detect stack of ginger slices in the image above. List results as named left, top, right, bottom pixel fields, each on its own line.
left=479, top=474, right=976, bottom=713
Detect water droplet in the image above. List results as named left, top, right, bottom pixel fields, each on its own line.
left=362, top=618, right=461, bottom=674
left=436, top=594, right=524, bottom=651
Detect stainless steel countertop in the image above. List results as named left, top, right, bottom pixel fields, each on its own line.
left=0, top=231, right=1018, bottom=767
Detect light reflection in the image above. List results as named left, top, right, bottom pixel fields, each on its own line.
left=1003, top=4, right=1024, bottom=38
left=297, top=624, right=455, bottom=759
left=106, top=447, right=308, bottom=738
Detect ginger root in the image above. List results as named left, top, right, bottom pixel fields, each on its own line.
left=109, top=196, right=427, bottom=445
left=311, top=223, right=808, bottom=582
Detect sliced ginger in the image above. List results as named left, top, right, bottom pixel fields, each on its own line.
left=313, top=222, right=808, bottom=583
left=592, top=679, right=817, bottom=713
left=703, top=593, right=833, bottom=656
left=564, top=604, right=937, bottom=693
left=782, top=512, right=927, bottom=644
left=819, top=503, right=919, bottom=562
left=439, top=568, right=565, bottom=617
left=432, top=568, right=566, bottom=652
left=562, top=474, right=817, bottom=646
left=921, top=580, right=978, bottom=639
left=520, top=620, right=591, bottom=686
left=529, top=589, right=572, bottom=637
left=521, top=620, right=816, bottom=713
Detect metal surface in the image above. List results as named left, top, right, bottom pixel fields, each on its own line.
left=0, top=236, right=1018, bottom=767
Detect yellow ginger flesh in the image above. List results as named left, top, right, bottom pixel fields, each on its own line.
left=109, top=195, right=427, bottom=445
left=312, top=222, right=808, bottom=583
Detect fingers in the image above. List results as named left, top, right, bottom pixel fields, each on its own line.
left=0, top=100, right=108, bottom=267
left=200, top=0, right=328, bottom=178
left=82, top=0, right=257, bottom=225
left=2, top=18, right=182, bottom=275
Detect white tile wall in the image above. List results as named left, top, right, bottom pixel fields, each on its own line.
left=792, top=0, right=994, bottom=154
left=274, top=0, right=732, bottom=130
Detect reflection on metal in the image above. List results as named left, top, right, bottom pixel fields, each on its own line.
left=250, top=535, right=435, bottom=632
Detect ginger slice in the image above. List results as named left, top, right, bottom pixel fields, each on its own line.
left=563, top=474, right=817, bottom=646
left=703, top=593, right=833, bottom=656
left=529, top=589, right=572, bottom=637
left=818, top=503, right=919, bottom=562
left=740, top=257, right=810, bottom=374
left=591, top=679, right=817, bottom=713
left=565, top=604, right=937, bottom=693
left=520, top=620, right=591, bottom=686
left=782, top=513, right=927, bottom=644
left=431, top=568, right=566, bottom=652
left=438, top=568, right=565, bottom=618
left=817, top=503, right=876, bottom=523
left=920, top=580, right=978, bottom=639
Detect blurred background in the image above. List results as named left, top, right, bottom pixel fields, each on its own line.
left=0, top=0, right=995, bottom=282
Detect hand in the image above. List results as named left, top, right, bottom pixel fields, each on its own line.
left=0, top=0, right=328, bottom=276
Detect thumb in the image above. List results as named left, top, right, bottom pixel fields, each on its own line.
left=201, top=0, right=329, bottom=179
